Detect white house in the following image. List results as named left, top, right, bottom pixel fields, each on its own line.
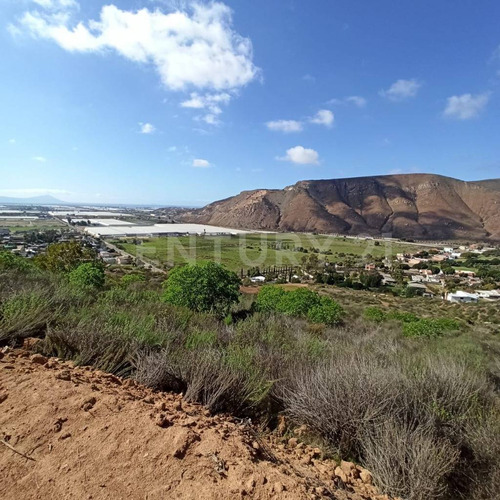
left=446, top=291, right=478, bottom=304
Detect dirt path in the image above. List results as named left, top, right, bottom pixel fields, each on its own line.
left=0, top=348, right=390, bottom=500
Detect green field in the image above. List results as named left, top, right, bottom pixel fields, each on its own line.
left=0, top=219, right=66, bottom=232
left=116, top=233, right=425, bottom=272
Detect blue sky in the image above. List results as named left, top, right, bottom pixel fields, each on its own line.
left=1, top=0, right=499, bottom=206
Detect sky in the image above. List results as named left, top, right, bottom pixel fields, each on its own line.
left=1, top=0, right=499, bottom=206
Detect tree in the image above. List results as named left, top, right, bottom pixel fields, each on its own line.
left=35, top=241, right=97, bottom=273
left=69, top=262, right=105, bottom=291
left=256, top=285, right=286, bottom=312
left=360, top=272, right=383, bottom=288
left=162, top=261, right=240, bottom=317
left=307, top=296, right=343, bottom=325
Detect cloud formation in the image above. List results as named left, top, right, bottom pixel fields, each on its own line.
left=443, top=92, right=491, bottom=120
left=139, top=122, right=156, bottom=134
left=329, top=96, right=367, bottom=108
left=13, top=1, right=259, bottom=120
left=380, top=79, right=421, bottom=101
left=266, top=120, right=303, bottom=133
left=32, top=156, right=47, bottom=162
left=279, top=146, right=319, bottom=165
left=309, top=109, right=334, bottom=127
left=192, top=158, right=210, bottom=168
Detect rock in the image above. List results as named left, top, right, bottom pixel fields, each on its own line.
left=360, top=470, right=373, bottom=485
left=81, top=396, right=97, bottom=411
left=154, top=414, right=172, bottom=428
left=311, top=447, right=322, bottom=458
left=0, top=392, right=8, bottom=404
left=315, top=486, right=327, bottom=496
left=172, top=430, right=200, bottom=459
left=30, top=354, right=48, bottom=365
left=56, top=370, right=71, bottom=381
left=341, top=460, right=356, bottom=476
left=60, top=432, right=72, bottom=440
left=273, top=481, right=285, bottom=493
left=143, top=396, right=154, bottom=404
left=334, top=466, right=348, bottom=483
left=103, top=373, right=122, bottom=385
left=300, top=454, right=312, bottom=466
left=245, top=478, right=256, bottom=491
left=251, top=441, right=260, bottom=451
left=287, top=437, right=298, bottom=448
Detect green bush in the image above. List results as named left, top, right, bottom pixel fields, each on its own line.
left=255, top=285, right=286, bottom=312
left=386, top=310, right=420, bottom=323
left=363, top=306, right=386, bottom=323
left=162, top=261, right=240, bottom=317
left=0, top=251, right=34, bottom=272
left=69, top=262, right=105, bottom=291
left=277, top=288, right=320, bottom=317
left=120, top=274, right=146, bottom=288
left=403, top=318, right=460, bottom=338
left=307, top=296, right=343, bottom=325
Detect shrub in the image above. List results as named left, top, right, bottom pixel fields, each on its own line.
left=307, top=296, right=343, bottom=325
left=277, top=288, right=320, bottom=317
left=162, top=261, right=240, bottom=317
left=255, top=285, right=286, bottom=313
left=121, top=274, right=146, bottom=288
left=403, top=318, right=460, bottom=338
left=0, top=251, right=34, bottom=272
left=69, top=262, right=105, bottom=291
left=35, top=241, right=97, bottom=273
left=363, top=306, right=386, bottom=323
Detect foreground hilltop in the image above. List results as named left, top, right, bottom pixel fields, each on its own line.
left=0, top=348, right=390, bottom=500
left=183, top=174, right=500, bottom=240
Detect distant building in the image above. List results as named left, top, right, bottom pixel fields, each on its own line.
left=446, top=291, right=478, bottom=304
left=250, top=276, right=266, bottom=283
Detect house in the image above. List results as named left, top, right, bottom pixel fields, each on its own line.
left=381, top=274, right=397, bottom=286
left=117, top=255, right=133, bottom=265
left=476, top=290, right=500, bottom=302
left=455, top=270, right=476, bottom=278
left=443, top=247, right=454, bottom=253
left=364, top=263, right=376, bottom=271
left=446, top=291, right=478, bottom=304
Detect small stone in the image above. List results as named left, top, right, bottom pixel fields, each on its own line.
left=81, top=397, right=97, bottom=411
left=311, top=447, right=322, bottom=458
left=56, top=370, right=71, bottom=381
left=300, top=454, right=312, bottom=466
left=60, top=432, right=71, bottom=440
left=360, top=470, right=373, bottom=485
left=251, top=441, right=260, bottom=451
left=154, top=414, right=172, bottom=428
left=30, top=354, right=48, bottom=365
left=334, top=466, right=348, bottom=484
left=143, top=396, right=154, bottom=404
left=245, top=478, right=256, bottom=491
left=341, top=460, right=356, bottom=476
left=273, top=481, right=285, bottom=493
left=287, top=437, right=298, bottom=448
left=172, top=429, right=200, bottom=459
left=0, top=393, right=8, bottom=404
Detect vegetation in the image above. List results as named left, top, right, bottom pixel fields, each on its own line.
left=162, top=261, right=240, bottom=317
left=0, top=242, right=499, bottom=500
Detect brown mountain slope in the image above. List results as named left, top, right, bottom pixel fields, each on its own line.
left=183, top=174, right=500, bottom=240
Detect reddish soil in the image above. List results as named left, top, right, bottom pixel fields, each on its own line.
left=0, top=348, right=393, bottom=500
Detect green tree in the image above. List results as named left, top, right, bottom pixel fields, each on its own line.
left=277, top=288, right=320, bottom=317
left=162, top=261, right=240, bottom=317
left=0, top=252, right=33, bottom=272
left=35, top=241, right=97, bottom=273
left=255, top=285, right=286, bottom=312
left=68, top=262, right=105, bottom=291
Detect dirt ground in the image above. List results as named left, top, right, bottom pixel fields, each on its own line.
left=0, top=347, right=392, bottom=500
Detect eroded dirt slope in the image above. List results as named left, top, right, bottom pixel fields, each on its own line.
left=0, top=348, right=392, bottom=500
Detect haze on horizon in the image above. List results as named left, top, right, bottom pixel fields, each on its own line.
left=1, top=0, right=499, bottom=206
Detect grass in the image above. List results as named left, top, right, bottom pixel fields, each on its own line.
left=116, top=233, right=426, bottom=272
left=0, top=219, right=65, bottom=232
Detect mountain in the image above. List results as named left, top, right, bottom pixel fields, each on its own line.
left=0, top=194, right=67, bottom=205
left=182, top=174, right=500, bottom=240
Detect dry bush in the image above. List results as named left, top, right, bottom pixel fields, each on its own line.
left=281, top=353, right=402, bottom=458
left=362, top=420, right=459, bottom=500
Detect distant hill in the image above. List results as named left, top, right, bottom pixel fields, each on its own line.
left=0, top=194, right=67, bottom=205
left=182, top=174, right=500, bottom=241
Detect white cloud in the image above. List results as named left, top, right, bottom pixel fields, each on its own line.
left=345, top=96, right=367, bottom=108
left=181, top=92, right=231, bottom=124
left=309, top=109, right=334, bottom=127
left=8, top=138, right=16, bottom=144
left=443, top=92, right=491, bottom=120
left=279, top=146, right=319, bottom=165
left=380, top=79, right=421, bottom=101
left=192, top=158, right=210, bottom=168
left=15, top=2, right=259, bottom=98
left=139, top=122, right=156, bottom=134
left=329, top=96, right=367, bottom=108
left=167, top=146, right=177, bottom=152
left=32, top=156, right=47, bottom=162
left=266, top=120, right=303, bottom=133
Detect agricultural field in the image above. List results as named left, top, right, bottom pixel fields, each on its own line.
left=0, top=218, right=65, bottom=232
left=115, top=233, right=426, bottom=272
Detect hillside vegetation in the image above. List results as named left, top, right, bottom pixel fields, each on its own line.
left=1, top=245, right=499, bottom=500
